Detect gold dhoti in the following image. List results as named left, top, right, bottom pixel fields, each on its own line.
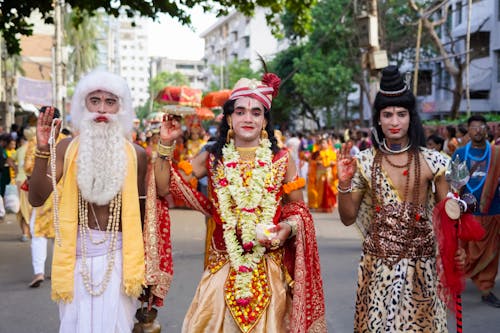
left=182, top=254, right=292, bottom=333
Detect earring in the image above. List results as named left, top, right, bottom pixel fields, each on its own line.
left=378, top=122, right=381, bottom=126
left=226, top=124, right=234, bottom=143
left=261, top=128, right=268, bottom=140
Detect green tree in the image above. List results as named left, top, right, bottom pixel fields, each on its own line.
left=150, top=71, right=189, bottom=98
left=0, top=0, right=316, bottom=55
left=209, top=59, right=259, bottom=90
left=271, top=0, right=358, bottom=130
left=65, top=8, right=100, bottom=82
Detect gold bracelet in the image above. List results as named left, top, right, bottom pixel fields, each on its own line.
left=158, top=141, right=175, bottom=158
left=34, top=153, right=50, bottom=159
left=35, top=149, right=51, bottom=156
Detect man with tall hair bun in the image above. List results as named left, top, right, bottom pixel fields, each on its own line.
left=156, top=72, right=326, bottom=332
left=336, top=65, right=466, bottom=331
left=28, top=70, right=172, bottom=332
left=452, top=114, right=500, bottom=308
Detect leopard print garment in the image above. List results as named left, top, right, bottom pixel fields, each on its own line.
left=352, top=148, right=449, bottom=332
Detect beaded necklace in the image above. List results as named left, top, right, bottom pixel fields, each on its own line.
left=464, top=141, right=490, bottom=195
left=78, top=191, right=122, bottom=296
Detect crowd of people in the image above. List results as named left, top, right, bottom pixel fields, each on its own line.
left=0, top=64, right=498, bottom=332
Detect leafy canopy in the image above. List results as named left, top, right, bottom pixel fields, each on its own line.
left=0, top=0, right=316, bottom=55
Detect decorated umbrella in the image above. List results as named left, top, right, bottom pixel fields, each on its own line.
left=155, top=86, right=202, bottom=117
left=201, top=89, right=231, bottom=108
left=195, top=107, right=215, bottom=120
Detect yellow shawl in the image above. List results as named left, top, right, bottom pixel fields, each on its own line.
left=51, top=138, right=145, bottom=302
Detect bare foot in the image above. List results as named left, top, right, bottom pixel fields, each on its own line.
left=29, top=273, right=44, bottom=288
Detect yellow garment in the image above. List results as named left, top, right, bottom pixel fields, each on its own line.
left=51, top=138, right=145, bottom=303
left=6, top=148, right=16, bottom=182
left=34, top=192, right=56, bottom=238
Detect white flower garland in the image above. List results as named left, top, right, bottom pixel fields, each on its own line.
left=214, top=138, right=277, bottom=302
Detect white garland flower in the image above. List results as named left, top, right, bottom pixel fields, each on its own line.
left=215, top=138, right=278, bottom=301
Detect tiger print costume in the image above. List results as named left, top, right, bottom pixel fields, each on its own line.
left=351, top=147, right=449, bottom=332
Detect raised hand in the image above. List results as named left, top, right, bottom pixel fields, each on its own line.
left=159, top=114, right=183, bottom=145
left=36, top=106, right=61, bottom=150
left=337, top=143, right=357, bottom=185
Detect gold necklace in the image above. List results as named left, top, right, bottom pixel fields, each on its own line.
left=236, top=146, right=258, bottom=161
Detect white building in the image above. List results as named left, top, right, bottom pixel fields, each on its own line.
left=151, top=57, right=207, bottom=91
left=200, top=7, right=288, bottom=88
left=424, top=0, right=498, bottom=116
left=95, top=14, right=150, bottom=108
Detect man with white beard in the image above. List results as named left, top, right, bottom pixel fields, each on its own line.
left=28, top=71, right=168, bottom=332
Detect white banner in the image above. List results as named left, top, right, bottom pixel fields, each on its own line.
left=17, top=76, right=52, bottom=106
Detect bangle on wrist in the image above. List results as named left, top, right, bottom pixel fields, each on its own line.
left=337, top=183, right=352, bottom=194
left=158, top=140, right=175, bottom=158
left=282, top=217, right=298, bottom=239
left=35, top=148, right=51, bottom=159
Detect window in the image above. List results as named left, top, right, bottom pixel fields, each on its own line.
left=497, top=51, right=500, bottom=82
left=436, top=63, right=443, bottom=89
left=232, top=31, right=238, bottom=42
left=243, top=36, right=250, bottom=48
left=176, top=64, right=195, bottom=70
left=470, top=32, right=490, bottom=60
left=456, top=1, right=462, bottom=25
left=417, top=70, right=432, bottom=96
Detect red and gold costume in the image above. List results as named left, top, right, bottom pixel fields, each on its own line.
left=169, top=148, right=326, bottom=333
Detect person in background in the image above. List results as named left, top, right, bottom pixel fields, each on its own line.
left=457, top=123, right=469, bottom=147
left=426, top=133, right=450, bottom=159
left=452, top=115, right=500, bottom=308
left=16, top=128, right=35, bottom=242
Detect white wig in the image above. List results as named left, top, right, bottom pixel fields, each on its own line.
left=70, top=70, right=135, bottom=134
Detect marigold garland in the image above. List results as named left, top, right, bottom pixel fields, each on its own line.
left=214, top=138, right=278, bottom=302
left=177, top=160, right=193, bottom=176
left=283, top=177, right=306, bottom=194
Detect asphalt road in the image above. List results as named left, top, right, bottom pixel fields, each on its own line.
left=0, top=209, right=498, bottom=333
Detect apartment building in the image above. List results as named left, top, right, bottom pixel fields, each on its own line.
left=151, top=57, right=207, bottom=91
left=423, top=0, right=499, bottom=116
left=95, top=14, right=150, bottom=108
left=200, top=7, right=287, bottom=88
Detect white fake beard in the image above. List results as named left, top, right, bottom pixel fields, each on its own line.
left=77, top=112, right=127, bottom=205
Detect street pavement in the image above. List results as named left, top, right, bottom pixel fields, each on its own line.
left=0, top=209, right=499, bottom=333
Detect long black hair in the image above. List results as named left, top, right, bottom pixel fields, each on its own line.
left=207, top=99, right=280, bottom=164
left=371, top=104, right=426, bottom=151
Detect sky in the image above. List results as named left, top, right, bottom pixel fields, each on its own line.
left=147, top=7, right=217, bottom=60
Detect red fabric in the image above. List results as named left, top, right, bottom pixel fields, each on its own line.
left=282, top=201, right=326, bottom=332
left=20, top=180, right=29, bottom=191
left=261, top=73, right=281, bottom=97
left=142, top=167, right=174, bottom=307
left=433, top=198, right=485, bottom=312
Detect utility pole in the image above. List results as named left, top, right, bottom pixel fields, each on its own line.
left=356, top=0, right=388, bottom=124
left=54, top=0, right=66, bottom=117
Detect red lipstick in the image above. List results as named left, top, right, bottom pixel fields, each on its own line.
left=94, top=116, right=109, bottom=123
